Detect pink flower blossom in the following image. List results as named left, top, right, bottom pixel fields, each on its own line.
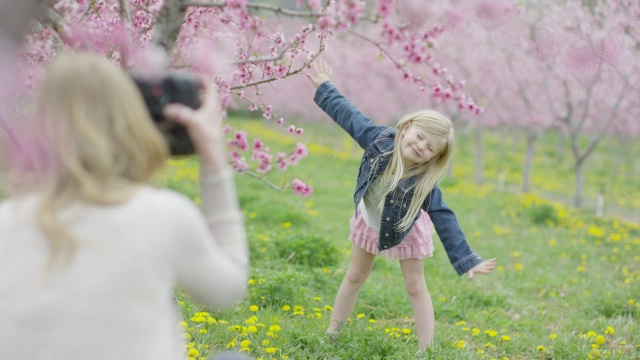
left=291, top=178, right=313, bottom=197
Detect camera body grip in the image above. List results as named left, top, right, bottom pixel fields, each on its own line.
left=129, top=72, right=202, bottom=156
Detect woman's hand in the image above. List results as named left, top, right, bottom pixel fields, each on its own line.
left=163, top=82, right=227, bottom=170
left=467, top=258, right=496, bottom=279
left=307, top=59, right=333, bottom=89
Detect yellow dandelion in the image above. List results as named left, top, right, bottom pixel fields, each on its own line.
left=199, top=329, right=207, bottom=334
left=455, top=320, right=466, bottom=326
left=369, top=319, right=376, bottom=324
left=357, top=313, right=365, bottom=319
left=604, top=326, right=614, bottom=335
left=266, top=347, right=277, bottom=354
left=282, top=305, right=291, bottom=311
left=454, top=340, right=465, bottom=349
left=247, top=325, right=258, bottom=333
left=402, top=328, right=411, bottom=335
left=472, top=328, right=480, bottom=336
left=248, top=279, right=256, bottom=285
left=537, top=345, right=546, bottom=351
left=188, top=348, right=200, bottom=357
left=587, top=331, right=597, bottom=337
left=486, top=330, right=498, bottom=337
left=577, top=266, right=585, bottom=273
left=595, top=335, right=605, bottom=345
left=313, top=297, right=322, bottom=301
left=501, top=335, right=511, bottom=341
left=550, top=333, right=557, bottom=340
left=514, top=263, right=524, bottom=271
left=269, top=325, right=281, bottom=332
left=262, top=340, right=270, bottom=346
left=282, top=221, right=292, bottom=228
left=249, top=212, right=257, bottom=218
left=179, top=321, right=188, bottom=328
left=240, top=340, right=251, bottom=349
left=249, top=305, right=259, bottom=312
left=324, top=305, right=333, bottom=311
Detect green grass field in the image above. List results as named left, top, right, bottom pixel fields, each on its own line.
left=159, top=116, right=639, bottom=360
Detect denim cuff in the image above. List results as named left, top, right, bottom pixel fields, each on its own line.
left=313, top=81, right=334, bottom=104
left=452, top=252, right=483, bottom=276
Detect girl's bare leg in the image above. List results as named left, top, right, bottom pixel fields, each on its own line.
left=327, top=245, right=376, bottom=334
left=400, top=258, right=434, bottom=351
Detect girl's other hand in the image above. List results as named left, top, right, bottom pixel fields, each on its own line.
left=163, top=81, right=227, bottom=170
left=467, top=258, right=496, bottom=279
left=307, top=59, right=333, bottom=88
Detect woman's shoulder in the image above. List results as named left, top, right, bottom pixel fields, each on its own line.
left=134, top=186, right=199, bottom=210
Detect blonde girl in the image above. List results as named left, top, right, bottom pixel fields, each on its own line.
left=307, top=60, right=496, bottom=352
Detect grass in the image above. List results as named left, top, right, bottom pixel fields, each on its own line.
left=158, top=115, right=639, bottom=360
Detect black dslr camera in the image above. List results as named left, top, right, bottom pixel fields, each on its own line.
left=129, top=72, right=202, bottom=156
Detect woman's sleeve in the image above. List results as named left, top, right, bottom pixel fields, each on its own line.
left=171, top=167, right=249, bottom=309
left=423, top=186, right=483, bottom=275
left=314, top=81, right=389, bottom=149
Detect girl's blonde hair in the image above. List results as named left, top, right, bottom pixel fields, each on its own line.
left=381, top=110, right=454, bottom=232
left=4, top=51, right=169, bottom=267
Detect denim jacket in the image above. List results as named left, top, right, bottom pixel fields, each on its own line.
left=314, top=81, right=483, bottom=275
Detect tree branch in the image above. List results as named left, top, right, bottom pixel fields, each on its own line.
left=229, top=37, right=324, bottom=90
left=182, top=2, right=324, bottom=18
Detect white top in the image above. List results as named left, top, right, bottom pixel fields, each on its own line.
left=0, top=168, right=248, bottom=360
left=360, top=176, right=392, bottom=230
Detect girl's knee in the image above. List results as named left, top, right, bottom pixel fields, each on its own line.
left=345, top=268, right=370, bottom=285
left=404, top=278, right=428, bottom=298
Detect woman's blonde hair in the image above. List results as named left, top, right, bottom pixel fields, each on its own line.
left=381, top=110, right=454, bottom=232
left=4, top=51, right=169, bottom=267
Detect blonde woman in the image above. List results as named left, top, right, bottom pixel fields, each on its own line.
left=307, top=60, right=496, bottom=353
left=0, top=52, right=248, bottom=360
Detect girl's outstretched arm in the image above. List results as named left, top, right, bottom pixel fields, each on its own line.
left=310, top=60, right=389, bottom=149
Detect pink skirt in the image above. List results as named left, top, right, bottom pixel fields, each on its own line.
left=349, top=206, right=435, bottom=260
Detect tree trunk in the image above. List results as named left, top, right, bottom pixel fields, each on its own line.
left=574, top=157, right=585, bottom=208
left=522, top=132, right=537, bottom=193
left=474, top=127, right=484, bottom=185
left=614, top=135, right=626, bottom=174
left=556, top=131, right=565, bottom=163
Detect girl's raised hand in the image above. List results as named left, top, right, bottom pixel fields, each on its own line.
left=307, top=59, right=333, bottom=89
left=467, top=258, right=496, bottom=279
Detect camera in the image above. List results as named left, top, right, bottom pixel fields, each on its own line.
left=129, top=71, right=202, bottom=156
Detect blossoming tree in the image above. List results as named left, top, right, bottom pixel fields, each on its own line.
left=6, top=0, right=479, bottom=198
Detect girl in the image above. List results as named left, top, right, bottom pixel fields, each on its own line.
left=307, top=60, right=496, bottom=352
left=0, top=52, right=248, bottom=360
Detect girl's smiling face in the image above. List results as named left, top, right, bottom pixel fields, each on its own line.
left=399, top=122, right=447, bottom=168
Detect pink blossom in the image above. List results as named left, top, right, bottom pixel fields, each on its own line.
left=291, top=178, right=313, bottom=197
left=277, top=118, right=285, bottom=126
left=253, top=138, right=264, bottom=151
left=288, top=125, right=295, bottom=134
